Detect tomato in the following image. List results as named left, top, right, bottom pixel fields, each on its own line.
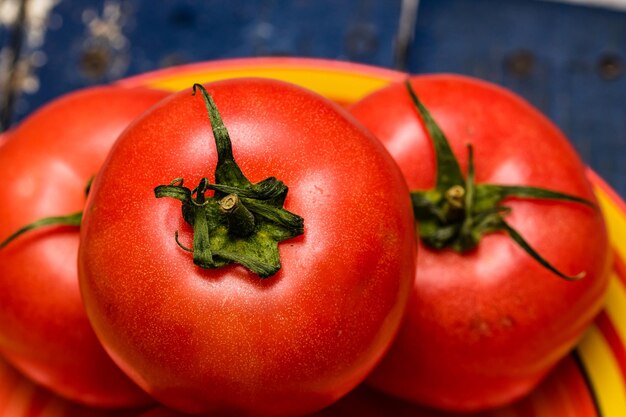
left=137, top=408, right=187, bottom=417
left=0, top=356, right=155, bottom=417
left=0, top=86, right=169, bottom=407
left=77, top=78, right=416, bottom=416
left=350, top=75, right=611, bottom=411
left=312, top=355, right=597, bottom=417
left=128, top=358, right=599, bottom=417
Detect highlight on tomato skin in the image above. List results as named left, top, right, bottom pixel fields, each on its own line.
left=77, top=78, right=417, bottom=417
left=349, top=74, right=612, bottom=412
left=0, top=86, right=169, bottom=408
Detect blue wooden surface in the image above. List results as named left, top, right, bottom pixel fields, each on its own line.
left=18, top=0, right=402, bottom=118
left=0, top=0, right=624, bottom=196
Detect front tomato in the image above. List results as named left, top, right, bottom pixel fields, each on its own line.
left=78, top=78, right=416, bottom=416
left=0, top=86, right=168, bottom=407
left=350, top=75, right=611, bottom=411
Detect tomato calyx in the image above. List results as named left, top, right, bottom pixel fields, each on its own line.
left=153, top=84, right=304, bottom=278
left=0, top=177, right=94, bottom=249
left=405, top=80, right=592, bottom=281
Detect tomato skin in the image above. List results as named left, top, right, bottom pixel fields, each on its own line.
left=312, top=355, right=598, bottom=417
left=78, top=78, right=416, bottom=416
left=350, top=75, right=611, bottom=411
left=0, top=86, right=168, bottom=407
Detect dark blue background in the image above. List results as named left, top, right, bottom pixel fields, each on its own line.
left=1, top=0, right=624, bottom=196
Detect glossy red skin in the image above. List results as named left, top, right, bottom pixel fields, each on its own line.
left=350, top=75, right=611, bottom=411
left=312, top=356, right=598, bottom=417
left=78, top=78, right=416, bottom=417
left=0, top=356, right=154, bottom=417
left=0, top=86, right=168, bottom=407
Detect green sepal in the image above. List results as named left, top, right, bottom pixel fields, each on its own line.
left=0, top=212, right=83, bottom=249
left=501, top=220, right=585, bottom=281
left=155, top=179, right=302, bottom=278
left=241, top=197, right=304, bottom=236
left=475, top=184, right=594, bottom=212
left=208, top=176, right=289, bottom=205
left=405, top=80, right=464, bottom=191
left=411, top=190, right=444, bottom=222
left=405, top=80, right=593, bottom=281
left=154, top=179, right=191, bottom=203
left=154, top=84, right=304, bottom=278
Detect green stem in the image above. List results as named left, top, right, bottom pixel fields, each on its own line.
left=457, top=145, right=476, bottom=249
left=404, top=80, right=594, bottom=281
left=154, top=84, right=304, bottom=278
left=219, top=194, right=256, bottom=237
left=0, top=212, right=82, bottom=249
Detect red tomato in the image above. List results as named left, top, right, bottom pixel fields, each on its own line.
left=312, top=355, right=597, bottom=417
left=137, top=409, right=187, bottom=417
left=0, top=86, right=169, bottom=407
left=0, top=356, right=154, bottom=417
left=78, top=78, right=416, bottom=416
left=350, top=75, right=611, bottom=411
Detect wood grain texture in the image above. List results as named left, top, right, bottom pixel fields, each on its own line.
left=0, top=0, right=624, bottom=197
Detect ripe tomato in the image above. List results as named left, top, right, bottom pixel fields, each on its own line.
left=0, top=355, right=156, bottom=417
left=78, top=78, right=416, bottom=416
left=0, top=86, right=168, bottom=407
left=312, top=355, right=597, bottom=417
left=350, top=75, right=611, bottom=411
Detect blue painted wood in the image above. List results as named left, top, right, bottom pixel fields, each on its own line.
left=0, top=24, right=8, bottom=49
left=16, top=0, right=401, bottom=121
left=411, top=0, right=626, bottom=197
left=2, top=0, right=625, bottom=196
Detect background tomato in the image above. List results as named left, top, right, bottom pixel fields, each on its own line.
left=78, top=78, right=416, bottom=416
left=0, top=356, right=155, bottom=417
left=311, top=354, right=597, bottom=417
left=350, top=75, right=611, bottom=411
left=0, top=86, right=168, bottom=407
